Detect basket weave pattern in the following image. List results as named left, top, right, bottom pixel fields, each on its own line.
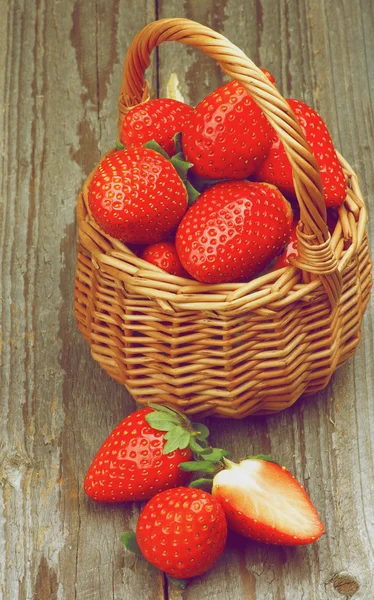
left=74, top=19, right=372, bottom=417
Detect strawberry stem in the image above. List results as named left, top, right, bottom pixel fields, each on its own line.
left=166, top=575, right=189, bottom=589
left=222, top=457, right=236, bottom=469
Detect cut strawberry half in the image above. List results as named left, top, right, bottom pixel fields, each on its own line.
left=212, top=457, right=325, bottom=546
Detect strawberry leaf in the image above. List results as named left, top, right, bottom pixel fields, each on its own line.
left=145, top=412, right=181, bottom=430
left=188, top=437, right=206, bottom=454
left=197, top=438, right=209, bottom=449
left=188, top=478, right=214, bottom=492
left=185, top=180, right=200, bottom=205
left=148, top=418, right=178, bottom=432
left=191, top=423, right=210, bottom=439
left=144, top=139, right=170, bottom=160
left=148, top=402, right=182, bottom=417
left=198, top=448, right=228, bottom=462
left=179, top=460, right=221, bottom=474
left=173, top=132, right=183, bottom=155
left=121, top=532, right=142, bottom=556
left=163, top=426, right=190, bottom=454
left=115, top=140, right=125, bottom=150
left=166, top=575, right=189, bottom=589
left=249, top=454, right=281, bottom=465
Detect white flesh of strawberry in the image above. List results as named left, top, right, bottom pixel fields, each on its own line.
left=212, top=459, right=321, bottom=538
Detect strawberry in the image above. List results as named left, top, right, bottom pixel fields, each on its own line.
left=133, top=487, right=227, bottom=580
left=261, top=68, right=276, bottom=85
left=212, top=457, right=325, bottom=546
left=175, top=181, right=293, bottom=283
left=271, top=223, right=298, bottom=271
left=141, top=241, right=189, bottom=277
left=254, top=99, right=347, bottom=207
left=182, top=80, right=273, bottom=180
left=84, top=405, right=213, bottom=502
left=121, top=99, right=193, bottom=157
left=88, top=147, right=188, bottom=244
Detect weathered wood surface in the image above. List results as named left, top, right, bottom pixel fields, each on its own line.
left=0, top=0, right=373, bottom=598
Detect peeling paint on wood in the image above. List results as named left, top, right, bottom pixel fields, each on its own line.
left=166, top=72, right=185, bottom=103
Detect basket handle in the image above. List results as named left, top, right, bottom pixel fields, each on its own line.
left=118, top=18, right=342, bottom=306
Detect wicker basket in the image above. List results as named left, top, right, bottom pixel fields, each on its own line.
left=74, top=18, right=372, bottom=418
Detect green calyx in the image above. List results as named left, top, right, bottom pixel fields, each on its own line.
left=173, top=131, right=183, bottom=154
left=145, top=403, right=228, bottom=489
left=115, top=140, right=125, bottom=150
left=116, top=132, right=228, bottom=204
left=146, top=403, right=211, bottom=454
left=144, top=139, right=170, bottom=160
left=143, top=137, right=200, bottom=205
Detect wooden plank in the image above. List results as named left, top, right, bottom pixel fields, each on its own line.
left=0, top=1, right=161, bottom=599
left=156, top=1, right=374, bottom=598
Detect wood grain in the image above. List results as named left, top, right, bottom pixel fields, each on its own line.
left=0, top=0, right=373, bottom=599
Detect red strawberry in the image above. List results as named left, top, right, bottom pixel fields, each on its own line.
left=182, top=80, right=273, bottom=180
left=135, top=487, right=227, bottom=579
left=271, top=223, right=298, bottom=271
left=176, top=181, right=293, bottom=283
left=212, top=457, right=325, bottom=546
left=261, top=68, right=276, bottom=85
left=121, top=99, right=193, bottom=156
left=84, top=405, right=212, bottom=502
left=254, top=99, right=347, bottom=207
left=88, top=147, right=187, bottom=244
left=141, top=241, right=189, bottom=277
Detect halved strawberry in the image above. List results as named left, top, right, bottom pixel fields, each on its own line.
left=212, top=457, right=324, bottom=546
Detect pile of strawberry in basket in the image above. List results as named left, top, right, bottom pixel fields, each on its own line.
left=88, top=69, right=346, bottom=284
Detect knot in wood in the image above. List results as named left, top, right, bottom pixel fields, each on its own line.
left=332, top=573, right=360, bottom=597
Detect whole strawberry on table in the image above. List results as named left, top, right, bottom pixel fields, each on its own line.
left=88, top=69, right=346, bottom=283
